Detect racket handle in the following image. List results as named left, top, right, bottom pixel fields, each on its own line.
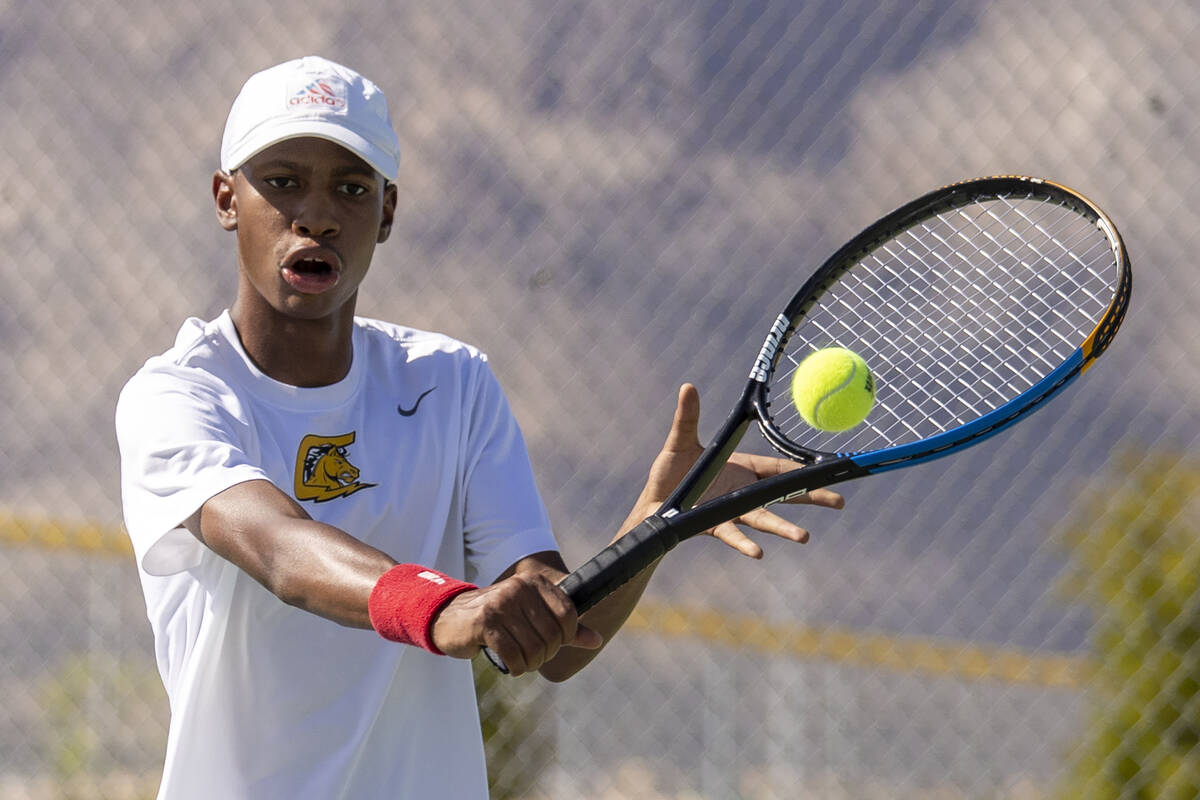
left=558, top=514, right=676, bottom=615
left=482, top=515, right=677, bottom=674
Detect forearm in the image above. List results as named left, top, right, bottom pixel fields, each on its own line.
left=190, top=480, right=396, bottom=629
left=263, top=519, right=397, bottom=628
left=538, top=500, right=662, bottom=682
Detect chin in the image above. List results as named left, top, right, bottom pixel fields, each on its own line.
left=275, top=292, right=355, bottom=322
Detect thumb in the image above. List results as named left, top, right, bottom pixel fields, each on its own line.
left=571, top=624, right=604, bottom=650
left=663, top=383, right=702, bottom=453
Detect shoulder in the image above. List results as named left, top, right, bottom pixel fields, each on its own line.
left=117, top=317, right=239, bottom=419
left=354, top=316, right=491, bottom=374
left=352, top=318, right=511, bottom=421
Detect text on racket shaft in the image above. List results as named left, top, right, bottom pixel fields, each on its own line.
left=750, top=314, right=792, bottom=383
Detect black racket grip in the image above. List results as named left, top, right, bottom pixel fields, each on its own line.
left=558, top=514, right=677, bottom=615
left=482, top=515, right=677, bottom=674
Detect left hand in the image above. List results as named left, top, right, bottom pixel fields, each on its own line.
left=630, top=383, right=845, bottom=558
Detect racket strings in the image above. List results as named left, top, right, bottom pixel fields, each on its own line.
left=767, top=191, right=1119, bottom=454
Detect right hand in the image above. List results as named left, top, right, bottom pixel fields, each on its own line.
left=430, top=569, right=602, bottom=676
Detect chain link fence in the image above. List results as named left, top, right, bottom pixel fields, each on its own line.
left=2, top=0, right=1199, bottom=797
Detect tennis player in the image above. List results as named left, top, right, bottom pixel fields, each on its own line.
left=115, top=56, right=844, bottom=799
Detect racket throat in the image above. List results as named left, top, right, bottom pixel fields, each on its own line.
left=663, top=407, right=754, bottom=513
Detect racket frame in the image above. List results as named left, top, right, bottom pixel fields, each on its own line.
left=485, top=175, right=1130, bottom=673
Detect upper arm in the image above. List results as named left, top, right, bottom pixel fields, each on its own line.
left=117, top=367, right=271, bottom=575
left=183, top=479, right=311, bottom=589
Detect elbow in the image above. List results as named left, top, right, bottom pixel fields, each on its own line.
left=539, top=665, right=576, bottom=683
left=257, top=546, right=312, bottom=611
left=273, top=579, right=306, bottom=610
left=538, top=648, right=598, bottom=683
left=265, top=566, right=306, bottom=610
left=538, top=663, right=574, bottom=683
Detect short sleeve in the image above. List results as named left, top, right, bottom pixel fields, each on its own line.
left=460, top=361, right=559, bottom=586
left=116, top=365, right=271, bottom=576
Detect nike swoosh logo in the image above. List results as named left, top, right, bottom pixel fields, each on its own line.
left=397, top=387, right=436, bottom=417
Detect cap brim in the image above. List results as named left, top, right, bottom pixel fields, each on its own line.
left=222, top=119, right=399, bottom=181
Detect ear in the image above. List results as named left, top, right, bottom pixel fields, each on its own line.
left=377, top=181, right=398, bottom=244
left=213, top=170, right=238, bottom=231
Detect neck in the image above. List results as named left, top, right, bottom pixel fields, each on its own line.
left=230, top=296, right=357, bottom=388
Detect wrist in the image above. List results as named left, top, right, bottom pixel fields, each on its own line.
left=367, top=564, right=477, bottom=654
left=616, top=500, right=661, bottom=543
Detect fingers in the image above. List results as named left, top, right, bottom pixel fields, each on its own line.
left=710, top=521, right=765, bottom=559
left=788, top=487, right=845, bottom=509
left=474, top=573, right=600, bottom=677
left=709, top=506, right=813, bottom=560
left=662, top=383, right=702, bottom=454
left=738, top=506, right=810, bottom=543
left=571, top=624, right=603, bottom=650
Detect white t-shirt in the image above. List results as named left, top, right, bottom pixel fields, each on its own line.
left=116, top=311, right=558, bottom=799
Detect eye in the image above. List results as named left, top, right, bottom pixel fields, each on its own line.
left=264, top=176, right=299, bottom=190
left=338, top=182, right=370, bottom=197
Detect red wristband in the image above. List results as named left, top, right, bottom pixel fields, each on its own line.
left=368, top=564, right=477, bottom=654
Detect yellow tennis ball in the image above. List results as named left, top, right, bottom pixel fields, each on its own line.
left=790, top=347, right=876, bottom=432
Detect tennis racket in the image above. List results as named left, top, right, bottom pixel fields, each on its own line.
left=486, top=175, right=1130, bottom=673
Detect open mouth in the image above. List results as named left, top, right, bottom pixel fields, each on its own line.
left=281, top=254, right=341, bottom=294
left=290, top=257, right=335, bottom=276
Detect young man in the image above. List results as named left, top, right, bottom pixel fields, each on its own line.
left=116, top=56, right=843, bottom=798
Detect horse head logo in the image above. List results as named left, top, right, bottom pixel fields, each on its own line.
left=294, top=432, right=376, bottom=502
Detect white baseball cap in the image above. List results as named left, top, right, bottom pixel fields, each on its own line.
left=220, top=56, right=401, bottom=181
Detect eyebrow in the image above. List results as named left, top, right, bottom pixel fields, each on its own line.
left=331, top=164, right=379, bottom=179
left=254, top=159, right=379, bottom=180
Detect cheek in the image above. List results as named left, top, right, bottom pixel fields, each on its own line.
left=338, top=216, right=384, bottom=262
left=236, top=208, right=287, bottom=268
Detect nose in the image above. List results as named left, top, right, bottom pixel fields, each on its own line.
left=292, top=191, right=340, bottom=238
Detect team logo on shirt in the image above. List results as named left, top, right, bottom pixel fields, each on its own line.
left=293, top=432, right=376, bottom=502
